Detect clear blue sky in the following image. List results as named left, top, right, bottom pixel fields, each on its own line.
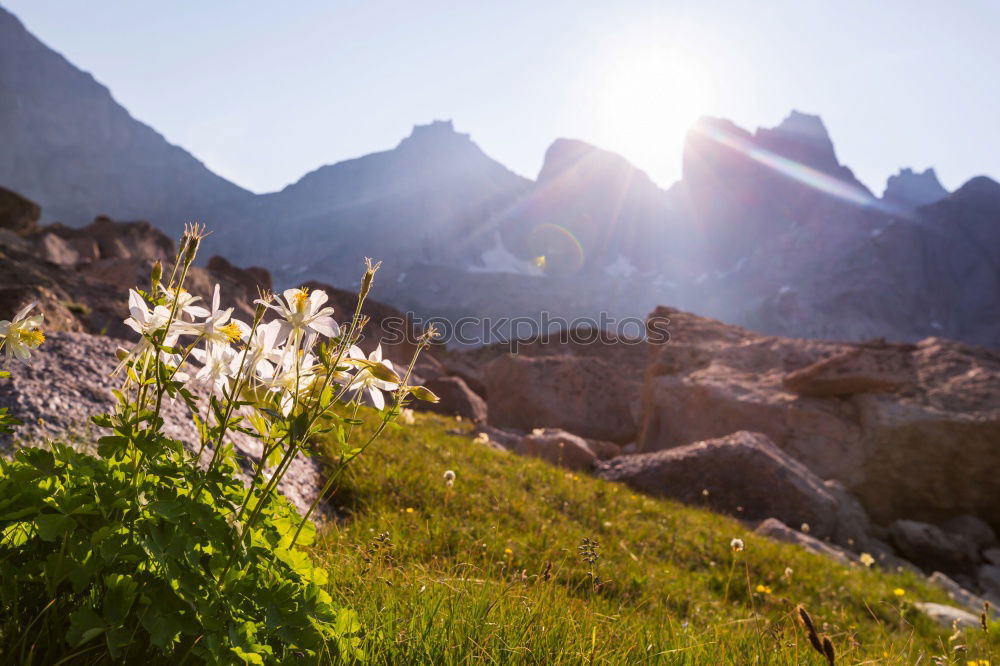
left=5, top=0, right=998, bottom=194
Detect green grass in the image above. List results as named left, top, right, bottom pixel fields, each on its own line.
left=312, top=412, right=999, bottom=664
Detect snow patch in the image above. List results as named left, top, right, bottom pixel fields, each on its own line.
left=467, top=233, right=544, bottom=276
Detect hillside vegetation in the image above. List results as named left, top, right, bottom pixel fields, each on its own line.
left=312, top=411, right=999, bottom=664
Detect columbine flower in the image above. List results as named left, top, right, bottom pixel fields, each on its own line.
left=160, top=285, right=209, bottom=320
left=0, top=302, right=44, bottom=362
left=182, top=284, right=248, bottom=346
left=191, top=343, right=240, bottom=393
left=348, top=344, right=398, bottom=410
left=730, top=538, right=744, bottom=553
left=124, top=289, right=173, bottom=338
left=267, top=350, right=319, bottom=415
left=116, top=290, right=177, bottom=375
left=443, top=470, right=456, bottom=487
left=259, top=287, right=338, bottom=345
left=859, top=552, right=875, bottom=568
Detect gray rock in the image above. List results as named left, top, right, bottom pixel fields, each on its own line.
left=944, top=515, right=997, bottom=551
left=486, top=354, right=637, bottom=443
left=914, top=602, right=980, bottom=628
left=755, top=518, right=855, bottom=565
left=978, top=564, right=1000, bottom=600
left=983, top=548, right=1000, bottom=567
left=889, top=520, right=977, bottom=574
left=928, top=572, right=996, bottom=616
left=597, top=431, right=842, bottom=539
left=514, top=428, right=597, bottom=471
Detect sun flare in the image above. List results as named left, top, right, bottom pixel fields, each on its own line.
left=597, top=48, right=711, bottom=180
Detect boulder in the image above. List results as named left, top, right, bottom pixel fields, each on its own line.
left=983, top=548, right=1000, bottom=568
left=639, top=307, right=1000, bottom=531
left=943, top=515, right=997, bottom=552
left=36, top=232, right=79, bottom=266
left=585, top=438, right=622, bottom=460
left=978, top=564, right=1000, bottom=600
left=596, top=431, right=845, bottom=541
left=754, top=518, right=855, bottom=565
left=206, top=255, right=272, bottom=294
left=889, top=520, right=976, bottom=574
left=514, top=428, right=597, bottom=471
left=486, top=354, right=636, bottom=443
left=928, top=572, right=996, bottom=616
left=914, top=602, right=981, bottom=628
left=412, top=376, right=487, bottom=423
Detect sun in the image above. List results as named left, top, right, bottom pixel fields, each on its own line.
left=596, top=48, right=711, bottom=182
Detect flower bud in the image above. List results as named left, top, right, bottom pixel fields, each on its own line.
left=150, top=260, right=163, bottom=289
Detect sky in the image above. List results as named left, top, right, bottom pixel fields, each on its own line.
left=5, top=0, right=998, bottom=195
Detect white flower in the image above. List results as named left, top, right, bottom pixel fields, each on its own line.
left=191, top=343, right=240, bottom=393
left=267, top=351, right=319, bottom=415
left=259, top=287, right=338, bottom=344
left=160, top=285, right=209, bottom=320
left=398, top=407, right=415, bottom=424
left=246, top=319, right=286, bottom=381
left=730, top=538, right=744, bottom=552
left=859, top=552, right=875, bottom=568
left=348, top=344, right=398, bottom=410
left=116, top=290, right=178, bottom=375
left=124, top=289, right=173, bottom=338
left=443, top=469, right=456, bottom=487
left=180, top=284, right=248, bottom=346
left=0, top=302, right=44, bottom=362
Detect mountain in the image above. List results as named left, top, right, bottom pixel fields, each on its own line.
left=882, top=167, right=949, bottom=210
left=494, top=139, right=682, bottom=277
left=2, top=6, right=997, bottom=349
left=0, top=6, right=252, bottom=235
left=214, top=120, right=531, bottom=287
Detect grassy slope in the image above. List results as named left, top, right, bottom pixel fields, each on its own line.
left=313, top=412, right=998, bottom=664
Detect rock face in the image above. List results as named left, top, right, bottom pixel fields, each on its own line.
left=596, top=431, right=850, bottom=543
left=0, top=332, right=322, bottom=513
left=0, top=207, right=274, bottom=339
left=485, top=353, right=637, bottom=443
left=639, top=306, right=1000, bottom=531
left=0, top=7, right=251, bottom=235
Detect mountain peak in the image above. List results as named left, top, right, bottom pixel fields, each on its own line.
left=774, top=110, right=831, bottom=141
left=883, top=167, right=948, bottom=209
left=399, top=120, right=470, bottom=147
left=753, top=110, right=841, bottom=173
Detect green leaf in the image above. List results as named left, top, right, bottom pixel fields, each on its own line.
left=34, top=513, right=75, bottom=541
left=18, top=447, right=55, bottom=474
left=103, top=573, right=138, bottom=625
left=67, top=606, right=106, bottom=647
left=97, top=435, right=129, bottom=458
